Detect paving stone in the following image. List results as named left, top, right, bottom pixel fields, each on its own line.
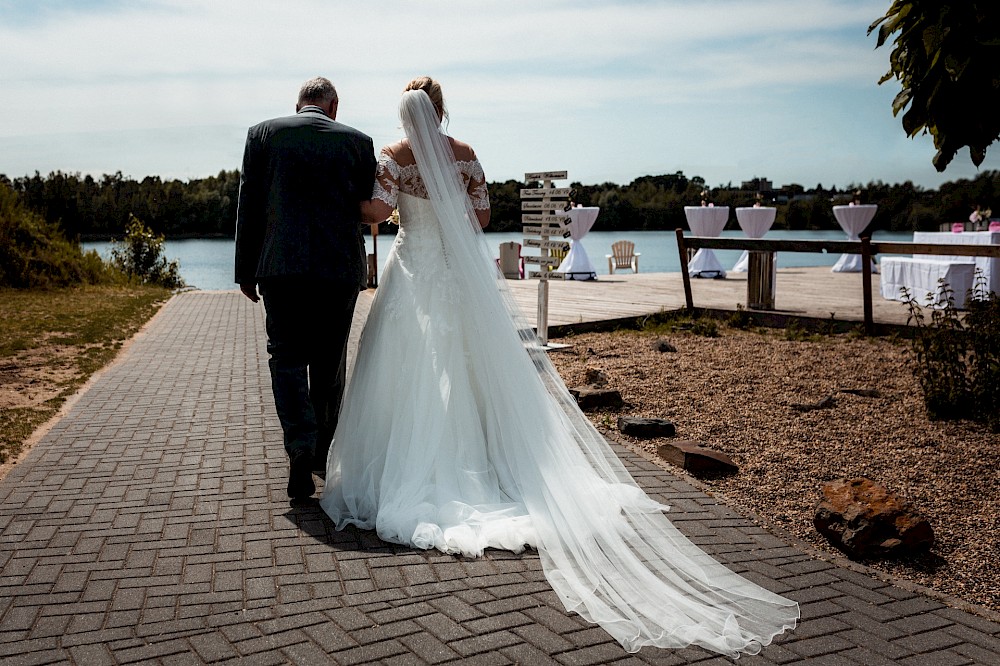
left=450, top=630, right=522, bottom=657
left=892, top=628, right=965, bottom=654
left=398, top=631, right=461, bottom=664
left=836, top=628, right=913, bottom=660
left=331, top=639, right=409, bottom=665
left=944, top=623, right=1000, bottom=653
left=188, top=631, right=238, bottom=662
left=784, top=634, right=856, bottom=658
left=556, top=642, right=631, bottom=665
left=898, top=650, right=978, bottom=666
left=280, top=640, right=339, bottom=666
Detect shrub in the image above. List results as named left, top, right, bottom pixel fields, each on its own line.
left=0, top=183, right=116, bottom=288
left=110, top=215, right=184, bottom=289
left=904, top=274, right=999, bottom=430
left=727, top=304, right=753, bottom=330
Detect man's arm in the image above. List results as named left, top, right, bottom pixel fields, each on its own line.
left=235, top=126, right=265, bottom=300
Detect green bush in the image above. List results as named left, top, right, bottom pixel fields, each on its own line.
left=965, top=277, right=1000, bottom=432
left=0, top=183, right=116, bottom=288
left=905, top=275, right=999, bottom=430
left=110, top=215, right=184, bottom=289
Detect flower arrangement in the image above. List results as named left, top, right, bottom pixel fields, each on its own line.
left=389, top=208, right=400, bottom=225
left=699, top=189, right=714, bottom=207
left=970, top=205, right=992, bottom=224
left=752, top=192, right=764, bottom=208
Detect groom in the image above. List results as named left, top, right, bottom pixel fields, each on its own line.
left=235, top=76, right=377, bottom=503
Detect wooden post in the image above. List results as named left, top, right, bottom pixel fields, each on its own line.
left=747, top=250, right=776, bottom=310
left=675, top=228, right=694, bottom=311
left=861, top=236, right=873, bottom=336
left=369, top=222, right=379, bottom=289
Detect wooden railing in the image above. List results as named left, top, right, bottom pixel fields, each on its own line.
left=674, top=229, right=1000, bottom=335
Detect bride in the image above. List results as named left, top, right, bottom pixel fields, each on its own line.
left=320, top=76, right=798, bottom=657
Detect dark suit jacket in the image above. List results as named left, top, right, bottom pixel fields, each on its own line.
left=235, top=107, right=377, bottom=289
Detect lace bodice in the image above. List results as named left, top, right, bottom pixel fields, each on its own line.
left=372, top=150, right=490, bottom=211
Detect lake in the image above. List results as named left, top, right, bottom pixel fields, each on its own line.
left=84, top=229, right=914, bottom=291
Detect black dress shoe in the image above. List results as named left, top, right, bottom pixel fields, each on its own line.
left=287, top=451, right=315, bottom=499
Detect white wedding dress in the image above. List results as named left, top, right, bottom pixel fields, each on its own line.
left=321, top=91, right=798, bottom=657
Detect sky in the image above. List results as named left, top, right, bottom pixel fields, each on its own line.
left=1, top=0, right=997, bottom=192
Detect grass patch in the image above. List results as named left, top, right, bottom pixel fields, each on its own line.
left=639, top=312, right=720, bottom=338
left=0, top=284, right=170, bottom=463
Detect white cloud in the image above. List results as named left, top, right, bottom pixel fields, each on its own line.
left=1, top=0, right=996, bottom=187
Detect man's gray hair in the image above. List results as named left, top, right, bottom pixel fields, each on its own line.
left=298, top=77, right=338, bottom=106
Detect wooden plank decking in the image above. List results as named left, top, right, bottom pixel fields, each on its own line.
left=504, top=266, right=917, bottom=329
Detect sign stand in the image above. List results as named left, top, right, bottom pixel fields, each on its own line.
left=521, top=171, right=572, bottom=349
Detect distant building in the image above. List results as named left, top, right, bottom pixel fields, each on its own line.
left=741, top=177, right=773, bottom=192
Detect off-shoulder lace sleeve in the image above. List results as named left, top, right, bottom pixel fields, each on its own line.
left=372, top=150, right=400, bottom=208
left=463, top=158, right=490, bottom=211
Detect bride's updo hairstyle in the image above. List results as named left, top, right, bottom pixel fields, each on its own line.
left=404, top=76, right=447, bottom=124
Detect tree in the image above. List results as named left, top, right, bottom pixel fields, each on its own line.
left=870, top=2, right=1000, bottom=171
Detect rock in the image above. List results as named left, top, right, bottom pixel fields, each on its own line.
left=791, top=395, right=836, bottom=412
left=656, top=440, right=738, bottom=476
left=618, top=417, right=676, bottom=438
left=814, top=477, right=934, bottom=560
left=569, top=385, right=623, bottom=411
left=840, top=388, right=880, bottom=398
left=651, top=338, right=676, bottom=353
left=584, top=367, right=608, bottom=386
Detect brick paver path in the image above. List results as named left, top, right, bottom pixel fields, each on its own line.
left=2, top=291, right=999, bottom=665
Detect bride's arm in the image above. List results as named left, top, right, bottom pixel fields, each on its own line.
left=466, top=153, right=491, bottom=229
left=363, top=147, right=400, bottom=226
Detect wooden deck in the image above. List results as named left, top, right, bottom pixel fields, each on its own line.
left=505, top=266, right=917, bottom=330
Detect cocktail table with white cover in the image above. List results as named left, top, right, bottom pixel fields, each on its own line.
left=913, top=231, right=1000, bottom=295
left=832, top=204, right=878, bottom=273
left=732, top=207, right=776, bottom=272
left=683, top=206, right=729, bottom=278
left=556, top=206, right=600, bottom=280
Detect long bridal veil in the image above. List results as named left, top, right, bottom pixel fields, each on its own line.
left=388, top=90, right=798, bottom=657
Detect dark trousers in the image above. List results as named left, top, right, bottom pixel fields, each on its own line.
left=259, top=277, right=359, bottom=468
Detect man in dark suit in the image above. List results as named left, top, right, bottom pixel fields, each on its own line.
left=235, top=77, right=376, bottom=503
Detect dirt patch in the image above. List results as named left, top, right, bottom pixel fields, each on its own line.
left=550, top=327, right=1000, bottom=614
left=0, top=344, right=86, bottom=410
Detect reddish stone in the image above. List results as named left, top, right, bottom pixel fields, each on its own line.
left=569, top=385, right=623, bottom=411
left=656, top=440, right=738, bottom=475
left=814, top=477, right=934, bottom=560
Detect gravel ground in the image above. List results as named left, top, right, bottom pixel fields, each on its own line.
left=549, top=323, right=1000, bottom=614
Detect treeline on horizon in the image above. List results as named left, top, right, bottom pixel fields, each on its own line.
left=2, top=169, right=997, bottom=240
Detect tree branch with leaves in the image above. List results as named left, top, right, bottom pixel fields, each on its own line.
left=870, top=2, right=1000, bottom=171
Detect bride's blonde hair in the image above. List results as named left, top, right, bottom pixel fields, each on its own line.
left=404, top=76, right=447, bottom=123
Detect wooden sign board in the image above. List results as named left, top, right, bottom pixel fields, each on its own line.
left=520, top=187, right=572, bottom=199
left=523, top=225, right=571, bottom=238
left=521, top=214, right=568, bottom=224
left=524, top=238, right=570, bottom=251
left=522, top=200, right=568, bottom=211
left=522, top=170, right=569, bottom=345
left=523, top=256, right=563, bottom=267
left=525, top=171, right=568, bottom=181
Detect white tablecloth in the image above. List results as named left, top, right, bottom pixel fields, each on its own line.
left=556, top=207, right=599, bottom=280
left=732, top=207, right=776, bottom=272
left=832, top=205, right=878, bottom=273
left=913, top=231, right=1000, bottom=295
left=683, top=206, right=729, bottom=277
left=880, top=257, right=976, bottom=309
